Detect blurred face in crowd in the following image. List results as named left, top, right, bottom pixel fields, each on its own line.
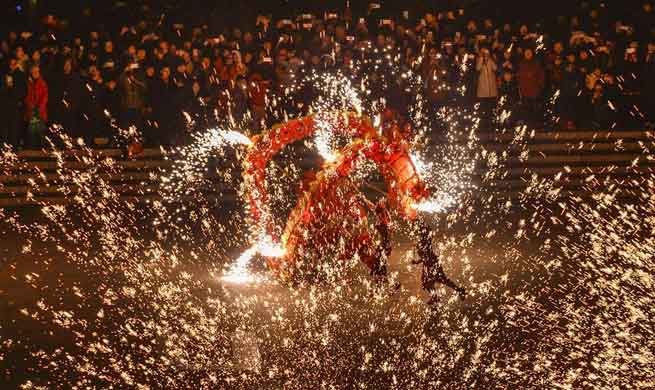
left=644, top=3, right=653, bottom=13
left=277, top=49, right=288, bottom=63
left=335, top=25, right=346, bottom=41
left=579, top=50, right=589, bottom=61
left=191, top=48, right=201, bottom=61
left=243, top=32, right=254, bottom=45
left=16, top=46, right=25, bottom=59
left=519, top=25, right=528, bottom=36
left=503, top=71, right=513, bottom=82
left=30, top=65, right=41, bottom=80
left=160, top=41, right=169, bottom=54
left=146, top=66, right=155, bottom=77
left=302, top=49, right=311, bottom=61
left=192, top=81, right=201, bottom=95
left=137, top=48, right=146, bottom=61
left=89, top=65, right=99, bottom=78
left=627, top=51, right=638, bottom=62
left=232, top=51, right=241, bottom=64
left=63, top=59, right=73, bottom=74
left=524, top=49, right=534, bottom=61
left=161, top=67, right=170, bottom=80
left=107, top=79, right=117, bottom=91
left=9, top=58, right=19, bottom=71
left=32, top=50, right=41, bottom=63
left=105, top=41, right=114, bottom=53
left=244, top=52, right=253, bottom=64
left=128, top=45, right=136, bottom=56
left=343, top=50, right=353, bottom=65
left=467, top=20, right=477, bottom=33
left=90, top=31, right=99, bottom=41
left=553, top=42, right=564, bottom=55
left=503, top=49, right=512, bottom=61
left=376, top=34, right=386, bottom=47
left=176, top=63, right=186, bottom=74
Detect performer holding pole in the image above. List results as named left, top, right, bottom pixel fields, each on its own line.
left=415, top=221, right=466, bottom=304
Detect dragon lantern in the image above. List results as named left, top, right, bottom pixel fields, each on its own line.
left=243, top=112, right=428, bottom=282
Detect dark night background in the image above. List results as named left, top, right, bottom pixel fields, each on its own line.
left=1, top=0, right=649, bottom=33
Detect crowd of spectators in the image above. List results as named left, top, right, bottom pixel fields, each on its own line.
left=2, top=1, right=655, bottom=149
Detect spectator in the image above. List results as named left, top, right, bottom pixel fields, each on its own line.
left=49, top=57, right=82, bottom=139
left=517, top=48, right=545, bottom=125
left=498, top=70, right=519, bottom=126
left=150, top=66, right=179, bottom=146
left=0, top=59, right=27, bottom=147
left=475, top=47, right=498, bottom=129
left=25, top=65, right=49, bottom=148
left=559, top=60, right=583, bottom=128
left=581, top=81, right=611, bottom=129
left=118, top=63, right=147, bottom=131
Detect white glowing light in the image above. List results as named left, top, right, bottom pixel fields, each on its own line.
left=221, top=236, right=285, bottom=284
left=221, top=130, right=253, bottom=146
left=314, top=129, right=337, bottom=163
left=412, top=194, right=456, bottom=214
left=257, top=236, right=286, bottom=258
left=221, top=246, right=258, bottom=284
left=160, top=127, right=251, bottom=202
left=410, top=152, right=433, bottom=176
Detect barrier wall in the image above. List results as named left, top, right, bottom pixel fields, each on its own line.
left=1, top=130, right=653, bottom=207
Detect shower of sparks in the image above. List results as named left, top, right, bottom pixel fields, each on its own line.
left=1, top=37, right=653, bottom=390
left=412, top=193, right=457, bottom=214
left=222, top=236, right=285, bottom=284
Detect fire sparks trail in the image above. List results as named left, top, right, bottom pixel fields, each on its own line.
left=1, top=41, right=654, bottom=390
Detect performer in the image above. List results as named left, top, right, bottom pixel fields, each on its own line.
left=370, top=199, right=392, bottom=278
left=415, top=221, right=466, bottom=304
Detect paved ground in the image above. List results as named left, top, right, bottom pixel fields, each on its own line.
left=0, top=203, right=611, bottom=388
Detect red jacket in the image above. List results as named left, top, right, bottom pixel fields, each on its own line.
left=517, top=60, right=545, bottom=99
left=25, top=77, right=48, bottom=122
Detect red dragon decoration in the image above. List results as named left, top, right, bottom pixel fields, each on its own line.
left=244, top=112, right=428, bottom=282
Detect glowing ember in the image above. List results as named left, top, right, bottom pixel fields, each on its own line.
left=221, top=236, right=285, bottom=284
